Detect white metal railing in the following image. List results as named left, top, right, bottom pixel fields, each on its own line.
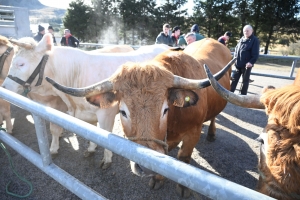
left=0, top=88, right=275, bottom=200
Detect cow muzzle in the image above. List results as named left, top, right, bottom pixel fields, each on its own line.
left=130, top=161, right=156, bottom=177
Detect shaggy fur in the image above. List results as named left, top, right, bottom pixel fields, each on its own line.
left=258, top=85, right=300, bottom=199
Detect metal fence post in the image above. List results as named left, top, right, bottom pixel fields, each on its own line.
left=32, top=113, right=52, bottom=166
left=289, top=59, right=298, bottom=78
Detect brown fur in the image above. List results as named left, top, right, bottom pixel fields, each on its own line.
left=257, top=85, right=300, bottom=199
left=90, top=39, right=232, bottom=196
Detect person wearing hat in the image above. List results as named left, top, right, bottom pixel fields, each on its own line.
left=60, top=29, right=80, bottom=48
left=178, top=24, right=205, bottom=47
left=190, top=24, right=205, bottom=41
left=33, top=25, right=45, bottom=42
left=171, top=26, right=180, bottom=47
left=48, top=25, right=57, bottom=46
left=218, top=31, right=232, bottom=46
left=155, top=23, right=173, bottom=46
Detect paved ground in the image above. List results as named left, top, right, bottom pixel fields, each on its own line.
left=0, top=69, right=294, bottom=200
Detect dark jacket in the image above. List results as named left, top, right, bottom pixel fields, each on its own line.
left=33, top=32, right=44, bottom=42
left=218, top=36, right=227, bottom=45
left=155, top=32, right=173, bottom=46
left=234, top=34, right=259, bottom=68
left=60, top=35, right=79, bottom=48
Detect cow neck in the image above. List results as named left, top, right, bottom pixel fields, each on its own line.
left=258, top=162, right=300, bottom=199
left=0, top=46, right=13, bottom=74
left=8, top=54, right=49, bottom=96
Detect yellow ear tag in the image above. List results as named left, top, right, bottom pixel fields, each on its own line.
left=185, top=96, right=190, bottom=102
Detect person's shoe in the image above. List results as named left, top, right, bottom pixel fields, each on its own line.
left=249, top=79, right=254, bottom=83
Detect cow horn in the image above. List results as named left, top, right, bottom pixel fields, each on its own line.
left=203, top=64, right=265, bottom=109
left=9, top=39, right=33, bottom=49
left=173, top=57, right=236, bottom=89
left=45, top=77, right=114, bottom=97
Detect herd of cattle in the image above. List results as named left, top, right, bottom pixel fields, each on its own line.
left=0, top=33, right=299, bottom=199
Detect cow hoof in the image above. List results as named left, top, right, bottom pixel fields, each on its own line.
left=149, top=177, right=164, bottom=190
left=99, top=160, right=112, bottom=170
left=176, top=184, right=191, bottom=198
left=83, top=150, right=95, bottom=157
left=50, top=149, right=58, bottom=154
left=206, top=135, right=216, bottom=142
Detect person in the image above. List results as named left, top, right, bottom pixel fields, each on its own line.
left=191, top=24, right=205, bottom=41
left=60, top=29, right=80, bottom=48
left=230, top=25, right=259, bottom=95
left=178, top=24, right=205, bottom=46
left=218, top=31, right=232, bottom=46
left=184, top=32, right=196, bottom=45
left=155, top=24, right=173, bottom=46
left=48, top=25, right=57, bottom=46
left=33, top=25, right=45, bottom=42
left=171, top=26, right=181, bottom=47
left=178, top=34, right=186, bottom=47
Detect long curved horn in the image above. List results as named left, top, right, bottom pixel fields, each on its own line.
left=9, top=39, right=33, bottom=49
left=204, top=64, right=265, bottom=109
left=45, top=77, right=114, bottom=97
left=173, top=57, right=236, bottom=89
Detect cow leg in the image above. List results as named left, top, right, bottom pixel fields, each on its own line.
left=49, top=122, right=64, bottom=154
left=3, top=111, right=13, bottom=134
left=206, top=117, right=216, bottom=142
left=95, top=106, right=118, bottom=170
left=83, top=122, right=98, bottom=157
left=175, top=128, right=202, bottom=198
left=149, top=174, right=165, bottom=190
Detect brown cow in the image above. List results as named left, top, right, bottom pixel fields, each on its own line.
left=46, top=38, right=234, bottom=197
left=203, top=65, right=300, bottom=200
left=0, top=35, right=14, bottom=133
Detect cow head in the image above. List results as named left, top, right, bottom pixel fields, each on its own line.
left=2, top=33, right=53, bottom=94
left=204, top=65, right=300, bottom=199
left=46, top=51, right=235, bottom=177
left=0, top=35, right=15, bottom=81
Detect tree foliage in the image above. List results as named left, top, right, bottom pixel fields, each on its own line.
left=63, top=0, right=93, bottom=41
left=62, top=0, right=300, bottom=53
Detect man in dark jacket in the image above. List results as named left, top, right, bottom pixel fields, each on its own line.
left=60, top=29, right=79, bottom=48
left=230, top=25, right=259, bottom=95
left=155, top=24, right=173, bottom=46
left=33, top=25, right=45, bottom=42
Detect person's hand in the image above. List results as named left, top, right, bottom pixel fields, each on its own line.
left=246, top=62, right=253, bottom=68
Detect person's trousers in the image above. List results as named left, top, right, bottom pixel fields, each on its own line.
left=230, top=67, right=252, bottom=95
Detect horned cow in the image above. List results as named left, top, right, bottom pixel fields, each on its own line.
left=2, top=33, right=170, bottom=169
left=46, top=38, right=234, bottom=197
left=204, top=65, right=300, bottom=199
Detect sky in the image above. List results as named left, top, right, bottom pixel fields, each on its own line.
left=39, top=0, right=194, bottom=14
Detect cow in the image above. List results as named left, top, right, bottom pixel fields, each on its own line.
left=0, top=35, right=14, bottom=133
left=90, top=45, right=134, bottom=53
left=203, top=65, right=300, bottom=200
left=45, top=38, right=235, bottom=197
left=2, top=33, right=170, bottom=169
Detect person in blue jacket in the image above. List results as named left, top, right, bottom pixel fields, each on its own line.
left=230, top=25, right=259, bottom=95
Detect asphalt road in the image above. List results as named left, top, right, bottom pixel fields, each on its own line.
left=0, top=69, right=294, bottom=200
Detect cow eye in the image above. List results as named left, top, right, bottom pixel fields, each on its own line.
left=119, top=110, right=127, bottom=118
left=163, top=108, right=169, bottom=116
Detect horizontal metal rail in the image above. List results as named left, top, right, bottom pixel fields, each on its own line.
left=0, top=88, right=274, bottom=200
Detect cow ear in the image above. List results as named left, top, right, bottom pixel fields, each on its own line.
left=168, top=89, right=198, bottom=107
left=36, top=33, right=53, bottom=52
left=85, top=92, right=118, bottom=109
